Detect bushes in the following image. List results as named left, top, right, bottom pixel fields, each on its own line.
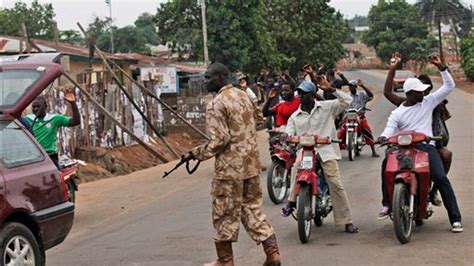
left=460, top=31, right=474, bottom=81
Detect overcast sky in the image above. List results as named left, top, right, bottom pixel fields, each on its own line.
left=1, top=0, right=424, bottom=31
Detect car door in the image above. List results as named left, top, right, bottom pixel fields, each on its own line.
left=0, top=120, right=62, bottom=212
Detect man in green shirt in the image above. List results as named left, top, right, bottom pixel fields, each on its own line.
left=24, top=89, right=80, bottom=168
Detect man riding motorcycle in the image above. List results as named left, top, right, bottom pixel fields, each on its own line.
left=378, top=55, right=462, bottom=233
left=281, top=79, right=359, bottom=234
left=337, top=79, right=379, bottom=157
left=379, top=54, right=454, bottom=219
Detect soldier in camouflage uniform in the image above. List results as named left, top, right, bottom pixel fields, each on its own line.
left=185, top=63, right=281, bottom=266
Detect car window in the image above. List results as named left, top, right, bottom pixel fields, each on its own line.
left=0, top=121, right=44, bottom=168
left=0, top=70, right=42, bottom=108
left=395, top=72, right=415, bottom=79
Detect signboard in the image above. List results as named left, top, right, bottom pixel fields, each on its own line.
left=140, top=66, right=179, bottom=94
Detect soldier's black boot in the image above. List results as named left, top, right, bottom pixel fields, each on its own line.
left=204, top=241, right=234, bottom=266
left=262, top=234, right=281, bottom=266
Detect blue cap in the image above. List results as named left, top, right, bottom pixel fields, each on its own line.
left=297, top=81, right=316, bottom=93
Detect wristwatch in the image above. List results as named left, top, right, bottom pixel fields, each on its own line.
left=439, top=65, right=448, bottom=71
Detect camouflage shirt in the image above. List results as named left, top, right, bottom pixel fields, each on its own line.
left=191, top=84, right=261, bottom=180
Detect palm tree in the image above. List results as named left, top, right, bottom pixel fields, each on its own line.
left=416, top=0, right=470, bottom=64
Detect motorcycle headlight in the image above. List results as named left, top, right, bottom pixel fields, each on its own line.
left=397, top=134, right=413, bottom=146
left=299, top=136, right=315, bottom=146
left=346, top=113, right=359, bottom=120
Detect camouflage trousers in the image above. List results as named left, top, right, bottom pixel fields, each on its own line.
left=211, top=175, right=274, bottom=243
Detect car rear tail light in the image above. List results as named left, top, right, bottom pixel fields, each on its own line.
left=59, top=173, right=69, bottom=202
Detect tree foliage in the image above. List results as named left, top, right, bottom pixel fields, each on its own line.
left=0, top=0, right=56, bottom=40
left=155, top=0, right=203, bottom=60
left=134, top=13, right=159, bottom=45
left=59, top=30, right=85, bottom=45
left=87, top=16, right=149, bottom=54
left=206, top=1, right=284, bottom=73
left=460, top=31, right=474, bottom=81
left=362, top=0, right=436, bottom=63
left=265, top=0, right=350, bottom=72
left=154, top=0, right=350, bottom=73
left=416, top=0, right=472, bottom=62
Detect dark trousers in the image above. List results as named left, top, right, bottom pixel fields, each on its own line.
left=381, top=144, right=461, bottom=224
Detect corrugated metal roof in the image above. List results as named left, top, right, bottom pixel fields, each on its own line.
left=114, top=53, right=206, bottom=74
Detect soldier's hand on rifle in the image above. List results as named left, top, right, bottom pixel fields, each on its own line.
left=181, top=152, right=194, bottom=162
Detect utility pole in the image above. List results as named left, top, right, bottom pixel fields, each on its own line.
left=106, top=0, right=114, bottom=53
left=199, top=0, right=209, bottom=66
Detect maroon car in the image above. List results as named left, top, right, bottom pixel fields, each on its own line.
left=393, top=70, right=416, bottom=92
left=0, top=53, right=74, bottom=265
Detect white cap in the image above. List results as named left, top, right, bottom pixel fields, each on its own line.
left=403, top=78, right=430, bottom=93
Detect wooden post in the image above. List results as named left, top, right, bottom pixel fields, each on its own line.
left=76, top=22, right=209, bottom=141
left=77, top=22, right=180, bottom=159
left=63, top=73, right=169, bottom=162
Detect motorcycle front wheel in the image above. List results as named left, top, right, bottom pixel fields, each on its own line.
left=266, top=162, right=288, bottom=204
left=393, top=183, right=413, bottom=244
left=297, top=185, right=312, bottom=244
left=347, top=131, right=355, bottom=161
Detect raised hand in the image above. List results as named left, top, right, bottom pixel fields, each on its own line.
left=64, top=87, right=76, bottom=103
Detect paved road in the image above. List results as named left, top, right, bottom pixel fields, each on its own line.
left=47, top=70, right=473, bottom=266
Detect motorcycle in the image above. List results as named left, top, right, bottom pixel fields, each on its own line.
left=286, top=134, right=335, bottom=244
left=267, top=128, right=296, bottom=204
left=338, top=107, right=371, bottom=161
left=58, top=158, right=81, bottom=203
left=380, top=131, right=442, bottom=244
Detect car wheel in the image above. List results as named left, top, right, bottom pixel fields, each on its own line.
left=0, top=222, right=44, bottom=266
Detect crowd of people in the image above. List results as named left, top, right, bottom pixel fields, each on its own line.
left=21, top=52, right=462, bottom=266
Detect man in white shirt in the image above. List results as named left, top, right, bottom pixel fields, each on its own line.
left=282, top=79, right=359, bottom=233
left=379, top=55, right=462, bottom=232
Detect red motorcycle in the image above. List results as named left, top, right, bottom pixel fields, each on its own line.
left=287, top=134, right=335, bottom=244
left=381, top=131, right=442, bottom=244
left=338, top=107, right=370, bottom=161
left=267, top=127, right=296, bottom=204
left=59, top=158, right=80, bottom=203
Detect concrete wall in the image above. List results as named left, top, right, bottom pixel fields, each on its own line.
left=161, top=94, right=213, bottom=134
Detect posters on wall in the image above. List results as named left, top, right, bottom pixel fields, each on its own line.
left=140, top=66, right=179, bottom=94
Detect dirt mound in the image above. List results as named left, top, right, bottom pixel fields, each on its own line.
left=75, top=132, right=204, bottom=183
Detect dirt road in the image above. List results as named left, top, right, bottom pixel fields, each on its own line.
left=47, top=70, right=473, bottom=266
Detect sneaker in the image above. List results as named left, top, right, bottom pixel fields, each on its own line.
left=377, top=206, right=390, bottom=221
left=281, top=205, right=294, bottom=217
left=429, top=192, right=442, bottom=207
left=451, top=222, right=463, bottom=233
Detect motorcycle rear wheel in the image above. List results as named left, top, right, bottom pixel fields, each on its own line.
left=266, top=162, right=288, bottom=204
left=297, top=185, right=312, bottom=244
left=393, top=183, right=413, bottom=244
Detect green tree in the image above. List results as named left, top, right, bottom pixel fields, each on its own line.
left=348, top=15, right=368, bottom=27
left=206, top=0, right=284, bottom=73
left=265, top=0, right=350, bottom=71
left=59, top=30, right=85, bottom=45
left=0, top=0, right=56, bottom=40
left=135, top=13, right=159, bottom=45
left=155, top=0, right=203, bottom=60
left=112, top=26, right=148, bottom=54
left=155, top=0, right=284, bottom=73
left=362, top=0, right=435, bottom=64
left=460, top=31, right=474, bottom=81
left=416, top=0, right=471, bottom=63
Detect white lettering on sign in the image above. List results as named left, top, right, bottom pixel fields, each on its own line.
left=186, top=112, right=202, bottom=119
